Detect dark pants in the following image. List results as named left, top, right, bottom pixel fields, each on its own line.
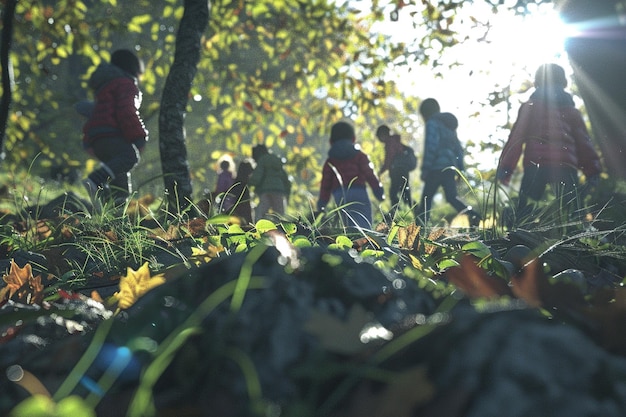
left=417, top=169, right=468, bottom=223
left=389, top=169, right=413, bottom=213
left=518, top=164, right=580, bottom=211
left=332, top=186, right=372, bottom=229
left=88, top=136, right=140, bottom=203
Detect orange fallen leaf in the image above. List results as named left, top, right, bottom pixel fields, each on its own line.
left=0, top=261, right=30, bottom=300
left=91, top=290, right=104, bottom=303
left=509, top=257, right=544, bottom=307
left=0, top=261, right=44, bottom=305
left=104, top=230, right=118, bottom=242
left=185, top=218, right=207, bottom=237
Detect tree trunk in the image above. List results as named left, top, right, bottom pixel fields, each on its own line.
left=159, top=0, right=209, bottom=212
left=0, top=0, right=17, bottom=160
left=560, top=0, right=626, bottom=178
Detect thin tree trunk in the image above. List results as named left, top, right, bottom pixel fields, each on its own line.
left=0, top=0, right=17, bottom=159
left=159, top=0, right=209, bottom=212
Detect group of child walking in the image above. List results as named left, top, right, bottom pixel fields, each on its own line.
left=78, top=49, right=601, bottom=229
left=212, top=99, right=473, bottom=229
left=316, top=97, right=480, bottom=229
left=211, top=144, right=291, bottom=224
left=316, top=62, right=601, bottom=229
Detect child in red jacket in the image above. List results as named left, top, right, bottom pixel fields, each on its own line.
left=317, top=121, right=385, bottom=229
left=497, top=63, right=601, bottom=219
left=79, top=49, right=149, bottom=207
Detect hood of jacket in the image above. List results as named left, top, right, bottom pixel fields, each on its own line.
left=89, top=63, right=135, bottom=92
left=328, top=139, right=359, bottom=160
left=431, top=112, right=458, bottom=131
left=530, top=88, right=575, bottom=107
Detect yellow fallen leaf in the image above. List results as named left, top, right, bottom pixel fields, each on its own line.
left=409, top=253, right=423, bottom=270
left=191, top=246, right=208, bottom=257
left=114, top=262, right=166, bottom=310
left=190, top=245, right=218, bottom=266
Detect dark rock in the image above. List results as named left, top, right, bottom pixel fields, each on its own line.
left=22, top=192, right=90, bottom=219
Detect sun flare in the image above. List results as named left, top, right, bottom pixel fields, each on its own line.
left=386, top=3, right=576, bottom=171
left=486, top=7, right=571, bottom=76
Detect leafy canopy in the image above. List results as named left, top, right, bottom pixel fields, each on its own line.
left=2, top=0, right=553, bottom=199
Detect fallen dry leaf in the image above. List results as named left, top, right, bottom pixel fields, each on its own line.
left=35, top=220, right=52, bottom=241
left=0, top=261, right=44, bottom=305
left=397, top=223, right=421, bottom=251
left=103, top=229, right=118, bottom=242
left=0, top=260, right=30, bottom=300
left=125, top=194, right=156, bottom=217
left=185, top=218, right=207, bottom=237
left=509, top=257, right=544, bottom=307
left=190, top=245, right=222, bottom=265
left=425, top=228, right=445, bottom=255
left=91, top=290, right=104, bottom=303
left=113, top=262, right=166, bottom=311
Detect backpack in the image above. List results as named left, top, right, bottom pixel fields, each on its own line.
left=391, top=144, right=417, bottom=172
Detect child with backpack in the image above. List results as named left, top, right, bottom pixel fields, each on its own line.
left=248, top=144, right=291, bottom=220
left=79, top=49, right=149, bottom=207
left=376, top=124, right=417, bottom=220
left=317, top=121, right=385, bottom=229
left=417, top=98, right=481, bottom=226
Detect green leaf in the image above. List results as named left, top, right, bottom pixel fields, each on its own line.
left=227, top=224, right=246, bottom=234
left=9, top=395, right=95, bottom=417
left=386, top=223, right=400, bottom=246
left=292, top=236, right=312, bottom=247
left=321, top=253, right=344, bottom=267
left=206, top=214, right=234, bottom=225
left=461, top=241, right=492, bottom=259
left=10, top=395, right=54, bottom=416
left=438, top=258, right=460, bottom=270
left=56, top=396, right=96, bottom=417
left=280, top=222, right=298, bottom=235
left=361, top=249, right=384, bottom=258
left=334, top=235, right=353, bottom=249
left=255, top=219, right=278, bottom=234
